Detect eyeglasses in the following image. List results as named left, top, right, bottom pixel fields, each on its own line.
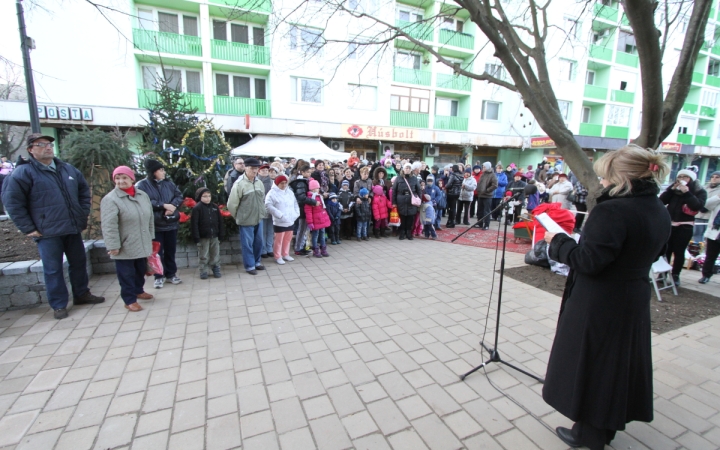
left=235, top=161, right=245, bottom=165
left=31, top=142, right=54, bottom=149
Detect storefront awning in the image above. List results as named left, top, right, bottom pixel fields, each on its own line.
left=231, top=135, right=348, bottom=161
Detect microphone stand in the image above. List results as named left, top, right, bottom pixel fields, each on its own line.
left=451, top=193, right=520, bottom=243
left=459, top=199, right=545, bottom=383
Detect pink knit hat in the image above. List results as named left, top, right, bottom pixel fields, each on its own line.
left=308, top=179, right=320, bottom=190
left=112, top=166, right=135, bottom=181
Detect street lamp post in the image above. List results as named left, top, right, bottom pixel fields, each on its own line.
left=16, top=0, right=40, bottom=133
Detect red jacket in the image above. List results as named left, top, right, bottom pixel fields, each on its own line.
left=372, top=193, right=390, bottom=220
left=304, top=193, right=331, bottom=229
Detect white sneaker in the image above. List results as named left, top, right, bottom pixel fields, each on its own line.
left=283, top=255, right=295, bottom=262
left=154, top=278, right=165, bottom=289
left=169, top=276, right=182, bottom=284
left=276, top=258, right=285, bottom=265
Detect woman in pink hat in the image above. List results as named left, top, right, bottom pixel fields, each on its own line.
left=101, top=166, right=155, bottom=312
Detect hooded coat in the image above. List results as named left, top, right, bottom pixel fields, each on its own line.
left=372, top=167, right=391, bottom=195
left=460, top=175, right=478, bottom=202
left=304, top=193, right=331, bottom=229
left=543, top=179, right=671, bottom=432
left=371, top=185, right=390, bottom=220
left=265, top=183, right=300, bottom=227
left=493, top=171, right=508, bottom=198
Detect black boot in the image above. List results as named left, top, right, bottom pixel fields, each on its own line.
left=399, top=229, right=406, bottom=240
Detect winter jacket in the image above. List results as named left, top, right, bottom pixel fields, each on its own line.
left=223, top=168, right=243, bottom=196
left=420, top=202, right=436, bottom=224
left=697, top=183, right=720, bottom=220
left=2, top=156, right=90, bottom=238
left=289, top=176, right=317, bottom=219
left=476, top=170, right=498, bottom=199
left=353, top=177, right=373, bottom=198
left=507, top=180, right=527, bottom=203
left=372, top=189, right=390, bottom=221
left=460, top=176, right=478, bottom=202
left=135, top=177, right=183, bottom=232
left=100, top=187, right=154, bottom=260
left=493, top=172, right=508, bottom=199
left=372, top=167, right=391, bottom=195
left=190, top=202, right=225, bottom=243
left=549, top=179, right=574, bottom=209
left=660, top=180, right=707, bottom=222
left=337, top=189, right=354, bottom=219
left=704, top=193, right=720, bottom=241
left=227, top=175, right=267, bottom=226
left=424, top=184, right=442, bottom=206
left=311, top=169, right=330, bottom=193
left=445, top=171, right=463, bottom=197
left=392, top=174, right=423, bottom=216
left=326, top=200, right=342, bottom=225
left=327, top=180, right=339, bottom=195
left=265, top=183, right=300, bottom=227
left=355, top=197, right=372, bottom=222
left=304, top=193, right=331, bottom=229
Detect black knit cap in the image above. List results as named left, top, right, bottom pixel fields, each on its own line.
left=195, top=187, right=211, bottom=202
left=144, top=158, right=164, bottom=175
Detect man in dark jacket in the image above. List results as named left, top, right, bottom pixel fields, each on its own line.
left=289, top=164, right=317, bottom=255
left=444, top=165, right=463, bottom=228
left=223, top=157, right=245, bottom=196
left=136, top=159, right=184, bottom=289
left=476, top=162, right=498, bottom=230
left=2, top=134, right=105, bottom=319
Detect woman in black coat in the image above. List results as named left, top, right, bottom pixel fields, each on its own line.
left=543, top=146, right=671, bottom=450
left=392, top=163, right=423, bottom=240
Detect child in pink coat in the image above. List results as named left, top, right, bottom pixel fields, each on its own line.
left=371, top=185, right=390, bottom=238
left=304, top=180, right=332, bottom=257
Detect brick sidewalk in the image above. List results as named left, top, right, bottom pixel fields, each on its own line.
left=0, top=237, right=717, bottom=449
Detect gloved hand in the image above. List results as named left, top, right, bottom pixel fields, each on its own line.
left=307, top=223, right=315, bottom=231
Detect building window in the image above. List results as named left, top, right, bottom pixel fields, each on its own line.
left=395, top=51, right=421, bottom=70
left=606, top=105, right=631, bottom=126
left=390, top=86, right=430, bottom=112
left=289, top=26, right=324, bottom=55
left=213, top=20, right=265, bottom=46
left=581, top=107, right=591, bottom=123
left=482, top=101, right=500, bottom=120
left=397, top=8, right=423, bottom=22
left=347, top=38, right=375, bottom=62
left=559, top=59, right=576, bottom=81
left=436, top=98, right=459, bottom=116
left=701, top=89, right=719, bottom=107
left=484, top=62, right=504, bottom=79
left=678, top=126, right=688, bottom=134
left=215, top=73, right=266, bottom=99
left=440, top=17, right=463, bottom=32
left=585, top=70, right=596, bottom=85
left=142, top=66, right=202, bottom=93
left=617, top=31, right=637, bottom=54
left=709, top=59, right=720, bottom=77
left=564, top=17, right=581, bottom=39
left=138, top=9, right=198, bottom=36
left=558, top=101, right=571, bottom=121
left=347, top=84, right=377, bottom=110
left=292, top=77, right=323, bottom=104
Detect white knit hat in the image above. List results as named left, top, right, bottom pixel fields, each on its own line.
left=677, top=169, right=697, bottom=182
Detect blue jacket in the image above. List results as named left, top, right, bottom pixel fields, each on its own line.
left=424, top=184, right=442, bottom=206
left=494, top=172, right=508, bottom=198
left=326, top=200, right=342, bottom=225
left=135, top=177, right=184, bottom=232
left=2, top=157, right=90, bottom=238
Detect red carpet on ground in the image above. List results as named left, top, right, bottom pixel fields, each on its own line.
left=433, top=223, right=533, bottom=254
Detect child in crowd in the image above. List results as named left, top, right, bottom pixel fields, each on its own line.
left=326, top=193, right=342, bottom=245
left=420, top=194, right=437, bottom=240
left=305, top=180, right=331, bottom=257
left=190, top=188, right=225, bottom=279
left=371, top=185, right=390, bottom=238
left=434, top=178, right=447, bottom=229
left=264, top=175, right=300, bottom=265
left=338, top=180, right=354, bottom=240
left=355, top=187, right=372, bottom=241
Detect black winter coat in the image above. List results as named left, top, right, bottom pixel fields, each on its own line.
left=445, top=172, right=463, bottom=196
left=544, top=179, right=671, bottom=431
left=2, top=157, right=90, bottom=238
left=392, top=174, right=422, bottom=216
left=659, top=180, right=707, bottom=222
left=506, top=180, right=527, bottom=202
left=136, top=177, right=184, bottom=232
left=355, top=198, right=372, bottom=222
left=289, top=177, right=317, bottom=219
left=190, top=202, right=225, bottom=243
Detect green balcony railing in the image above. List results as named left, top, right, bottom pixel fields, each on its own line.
left=436, top=73, right=472, bottom=91
left=692, top=72, right=705, bottom=84
left=214, top=96, right=271, bottom=117
left=133, top=29, right=202, bottom=56
left=682, top=103, right=698, bottom=114
left=208, top=0, right=271, bottom=14
left=579, top=123, right=602, bottom=137
left=434, top=116, right=468, bottom=131
left=605, top=125, right=629, bottom=139
left=393, top=67, right=431, bottom=86
left=700, top=105, right=717, bottom=118
left=620, top=13, right=630, bottom=26
left=589, top=44, right=613, bottom=61
left=712, top=45, right=720, bottom=56
left=438, top=29, right=474, bottom=50
left=584, top=84, right=608, bottom=100
left=706, top=75, right=720, bottom=87
left=615, top=51, right=638, bottom=68
left=594, top=3, right=619, bottom=22
left=138, top=89, right=205, bottom=112
left=695, top=135, right=711, bottom=146
left=390, top=111, right=429, bottom=128
left=210, top=40, right=269, bottom=65
left=610, top=90, right=634, bottom=103
left=395, top=20, right=434, bottom=42
left=677, top=133, right=693, bottom=144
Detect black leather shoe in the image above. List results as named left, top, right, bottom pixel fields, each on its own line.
left=555, top=427, right=582, bottom=448
left=672, top=274, right=681, bottom=287
left=74, top=291, right=105, bottom=305
left=699, top=277, right=711, bottom=284
left=246, top=269, right=258, bottom=275
left=255, top=265, right=266, bottom=270
left=54, top=308, right=68, bottom=320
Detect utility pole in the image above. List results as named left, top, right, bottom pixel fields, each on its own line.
left=16, top=0, right=40, bottom=133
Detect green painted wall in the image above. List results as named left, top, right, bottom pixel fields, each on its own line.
left=497, top=148, right=544, bottom=170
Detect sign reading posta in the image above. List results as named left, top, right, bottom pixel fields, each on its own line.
left=342, top=124, right=420, bottom=142
left=530, top=136, right=556, bottom=148
left=658, top=142, right=682, bottom=153
left=38, top=106, right=93, bottom=122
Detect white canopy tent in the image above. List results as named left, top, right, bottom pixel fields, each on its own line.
left=231, top=135, right=348, bottom=161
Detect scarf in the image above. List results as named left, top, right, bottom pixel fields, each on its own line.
left=121, top=186, right=135, bottom=196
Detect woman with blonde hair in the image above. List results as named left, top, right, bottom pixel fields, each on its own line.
left=543, top=145, right=671, bottom=450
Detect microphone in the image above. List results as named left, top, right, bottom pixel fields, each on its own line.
left=503, top=191, right=521, bottom=202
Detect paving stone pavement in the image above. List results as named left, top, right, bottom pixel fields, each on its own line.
left=0, top=236, right=718, bottom=450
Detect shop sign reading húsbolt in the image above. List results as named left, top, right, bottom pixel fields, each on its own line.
left=342, top=124, right=421, bottom=142
left=658, top=142, right=682, bottom=153
left=530, top=136, right=556, bottom=148
left=37, top=105, right=93, bottom=121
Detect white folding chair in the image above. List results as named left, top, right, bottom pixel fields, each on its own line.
left=650, top=256, right=677, bottom=302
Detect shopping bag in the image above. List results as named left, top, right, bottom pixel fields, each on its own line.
left=389, top=206, right=400, bottom=227
left=146, top=241, right=163, bottom=276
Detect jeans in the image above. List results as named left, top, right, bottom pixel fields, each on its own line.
left=478, top=198, right=492, bottom=227
left=703, top=237, right=720, bottom=278
left=666, top=225, right=694, bottom=275
left=294, top=218, right=308, bottom=252
left=36, top=233, right=89, bottom=310
left=239, top=222, right=263, bottom=271
left=197, top=237, right=220, bottom=273
left=423, top=223, right=437, bottom=238
left=262, top=217, right=274, bottom=254
left=114, top=258, right=146, bottom=305
left=154, top=229, right=178, bottom=280
left=434, top=209, right=443, bottom=228
left=356, top=221, right=368, bottom=238
left=273, top=231, right=293, bottom=259
left=311, top=228, right=326, bottom=248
